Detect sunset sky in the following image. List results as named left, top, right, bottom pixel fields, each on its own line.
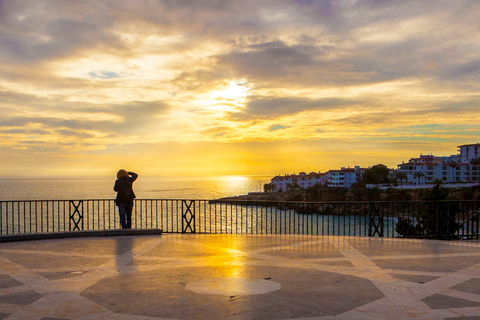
left=1, top=0, right=479, bottom=177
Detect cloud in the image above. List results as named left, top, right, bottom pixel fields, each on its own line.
left=1, top=128, right=50, bottom=135
left=218, top=40, right=340, bottom=82
left=229, top=96, right=357, bottom=120
left=0, top=1, right=126, bottom=64
left=111, top=101, right=172, bottom=133
left=441, top=60, right=480, bottom=83
left=55, top=129, right=96, bottom=138
left=0, top=94, right=172, bottom=142
left=1, top=0, right=480, bottom=176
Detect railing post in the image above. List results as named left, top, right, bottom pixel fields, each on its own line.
left=69, top=200, right=84, bottom=231
left=476, top=203, right=480, bottom=240
left=182, top=200, right=195, bottom=233
left=0, top=202, right=3, bottom=235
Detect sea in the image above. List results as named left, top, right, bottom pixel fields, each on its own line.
left=0, top=175, right=396, bottom=237
left=0, top=175, right=272, bottom=201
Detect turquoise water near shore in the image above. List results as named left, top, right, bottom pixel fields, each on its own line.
left=0, top=176, right=272, bottom=201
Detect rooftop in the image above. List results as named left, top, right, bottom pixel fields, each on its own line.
left=1, top=234, right=480, bottom=319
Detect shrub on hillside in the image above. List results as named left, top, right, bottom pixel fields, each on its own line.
left=395, top=184, right=461, bottom=239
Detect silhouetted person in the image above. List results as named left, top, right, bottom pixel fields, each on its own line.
left=114, top=170, right=138, bottom=229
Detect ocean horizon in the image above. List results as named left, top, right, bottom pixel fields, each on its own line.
left=0, top=175, right=272, bottom=201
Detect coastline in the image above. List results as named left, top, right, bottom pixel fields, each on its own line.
left=215, top=184, right=480, bottom=202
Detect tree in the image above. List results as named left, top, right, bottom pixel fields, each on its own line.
left=470, top=157, right=480, bottom=166
left=448, top=161, right=459, bottom=183
left=396, top=172, right=408, bottom=186
left=396, top=184, right=460, bottom=239
left=363, top=165, right=390, bottom=184
left=449, top=161, right=458, bottom=168
left=414, top=171, right=425, bottom=185
left=263, top=183, right=272, bottom=193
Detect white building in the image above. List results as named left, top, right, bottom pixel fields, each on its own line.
left=459, top=143, right=480, bottom=164
left=269, top=143, right=480, bottom=191
left=325, top=168, right=357, bottom=187
left=397, top=146, right=480, bottom=185
left=271, top=172, right=326, bottom=192
left=271, top=166, right=365, bottom=191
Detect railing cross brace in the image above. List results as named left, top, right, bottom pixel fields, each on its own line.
left=368, top=202, right=384, bottom=237
left=69, top=200, right=84, bottom=231
left=182, top=200, right=195, bottom=233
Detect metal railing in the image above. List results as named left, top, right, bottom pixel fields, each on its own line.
left=0, top=199, right=478, bottom=239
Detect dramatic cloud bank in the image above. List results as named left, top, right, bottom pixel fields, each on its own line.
left=1, top=0, right=479, bottom=176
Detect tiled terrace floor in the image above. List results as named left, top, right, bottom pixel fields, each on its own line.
left=1, top=234, right=480, bottom=320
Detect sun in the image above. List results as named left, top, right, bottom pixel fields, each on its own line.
left=209, top=80, right=251, bottom=111
left=212, top=80, right=249, bottom=100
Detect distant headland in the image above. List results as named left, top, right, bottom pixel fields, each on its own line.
left=267, top=143, right=480, bottom=192
left=220, top=143, right=480, bottom=202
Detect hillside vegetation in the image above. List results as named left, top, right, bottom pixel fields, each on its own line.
left=224, top=184, right=480, bottom=202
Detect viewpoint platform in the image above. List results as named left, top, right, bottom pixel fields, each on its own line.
left=1, top=234, right=480, bottom=320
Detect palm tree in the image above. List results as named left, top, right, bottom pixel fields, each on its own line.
left=414, top=171, right=425, bottom=185
left=449, top=161, right=458, bottom=168
left=471, top=158, right=480, bottom=182
left=396, top=172, right=408, bottom=186
left=448, top=161, right=459, bottom=183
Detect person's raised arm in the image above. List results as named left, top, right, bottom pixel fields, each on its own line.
left=128, top=172, right=138, bottom=182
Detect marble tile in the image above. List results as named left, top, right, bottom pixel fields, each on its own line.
left=0, top=274, right=23, bottom=289
left=0, top=252, right=110, bottom=270
left=261, top=241, right=344, bottom=259
left=373, top=256, right=480, bottom=273
left=39, top=271, right=88, bottom=281
left=0, top=312, right=10, bottom=320
left=80, top=265, right=383, bottom=319
left=452, top=278, right=480, bottom=295
left=388, top=273, right=440, bottom=284
left=422, top=293, right=480, bottom=309
left=0, top=290, right=43, bottom=305
left=1, top=234, right=480, bottom=319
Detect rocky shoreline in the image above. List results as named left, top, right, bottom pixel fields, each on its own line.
left=214, top=184, right=480, bottom=202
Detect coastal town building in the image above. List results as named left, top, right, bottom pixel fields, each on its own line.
left=459, top=143, right=480, bottom=164
left=397, top=153, right=480, bottom=185
left=270, top=143, right=480, bottom=190
left=271, top=166, right=364, bottom=191
left=270, top=172, right=326, bottom=192
left=326, top=168, right=358, bottom=188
